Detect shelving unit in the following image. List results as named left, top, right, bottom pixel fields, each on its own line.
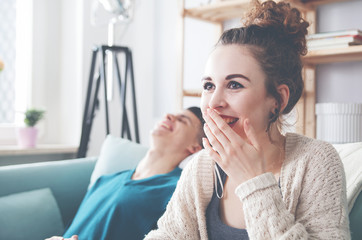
left=177, top=0, right=362, bottom=138
left=304, top=45, right=362, bottom=64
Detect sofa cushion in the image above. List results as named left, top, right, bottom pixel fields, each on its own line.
left=349, top=191, right=362, bottom=240
left=89, top=135, right=201, bottom=188
left=333, top=142, right=362, bottom=240
left=89, top=135, right=148, bottom=188
left=333, top=142, right=362, bottom=212
left=0, top=188, right=64, bottom=240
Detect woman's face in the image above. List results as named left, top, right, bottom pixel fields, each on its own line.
left=201, top=44, right=276, bottom=139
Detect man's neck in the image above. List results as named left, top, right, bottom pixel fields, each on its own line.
left=132, top=147, right=188, bottom=180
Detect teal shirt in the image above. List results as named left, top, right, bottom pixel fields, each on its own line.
left=64, top=167, right=182, bottom=240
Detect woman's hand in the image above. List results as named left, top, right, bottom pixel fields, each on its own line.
left=203, top=108, right=266, bottom=184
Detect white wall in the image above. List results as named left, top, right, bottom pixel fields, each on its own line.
left=84, top=0, right=157, bottom=155
left=31, top=0, right=84, bottom=147
left=32, top=0, right=362, bottom=156
left=59, top=0, right=84, bottom=146
left=32, top=0, right=62, bottom=143
left=153, top=1, right=217, bottom=115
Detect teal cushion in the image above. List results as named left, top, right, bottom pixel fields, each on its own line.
left=0, top=188, right=64, bottom=240
left=89, top=135, right=148, bottom=188
left=350, top=191, right=362, bottom=240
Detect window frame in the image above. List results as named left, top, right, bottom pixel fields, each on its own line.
left=0, top=0, right=33, bottom=145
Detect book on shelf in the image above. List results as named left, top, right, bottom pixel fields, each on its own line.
left=308, top=35, right=362, bottom=47
left=307, top=29, right=362, bottom=41
left=308, top=42, right=359, bottom=51
left=307, top=29, right=362, bottom=50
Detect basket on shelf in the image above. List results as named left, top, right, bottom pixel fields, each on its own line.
left=316, top=103, right=362, bottom=144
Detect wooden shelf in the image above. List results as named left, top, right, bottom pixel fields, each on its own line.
left=183, top=0, right=348, bottom=23
left=183, top=89, right=202, bottom=97
left=184, top=0, right=251, bottom=22
left=304, top=45, right=362, bottom=65
left=295, top=0, right=350, bottom=8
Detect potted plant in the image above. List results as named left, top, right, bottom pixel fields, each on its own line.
left=0, top=58, right=4, bottom=72
left=17, top=108, right=45, bottom=148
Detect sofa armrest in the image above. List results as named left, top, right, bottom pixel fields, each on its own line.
left=0, top=157, right=97, bottom=227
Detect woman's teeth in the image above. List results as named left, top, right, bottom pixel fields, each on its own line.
left=223, top=117, right=239, bottom=125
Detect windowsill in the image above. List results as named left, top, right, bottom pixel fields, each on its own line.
left=0, top=144, right=78, bottom=156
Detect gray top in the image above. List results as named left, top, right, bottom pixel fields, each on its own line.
left=206, top=164, right=249, bottom=240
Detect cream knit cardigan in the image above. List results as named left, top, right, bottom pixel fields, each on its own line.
left=145, top=133, right=350, bottom=239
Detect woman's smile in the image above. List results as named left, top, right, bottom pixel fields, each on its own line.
left=220, top=115, right=239, bottom=128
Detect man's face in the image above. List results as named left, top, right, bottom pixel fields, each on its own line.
left=151, top=109, right=201, bottom=150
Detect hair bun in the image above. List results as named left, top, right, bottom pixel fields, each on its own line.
left=243, top=0, right=309, bottom=56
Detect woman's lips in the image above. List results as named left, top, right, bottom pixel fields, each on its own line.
left=204, top=109, right=239, bottom=128
left=220, top=115, right=239, bottom=128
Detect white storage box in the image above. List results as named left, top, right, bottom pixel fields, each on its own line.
left=316, top=103, right=362, bottom=143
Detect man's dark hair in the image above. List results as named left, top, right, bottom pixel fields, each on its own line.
left=187, top=106, right=206, bottom=147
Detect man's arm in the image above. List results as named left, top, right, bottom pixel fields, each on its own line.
left=145, top=151, right=213, bottom=240
left=145, top=153, right=214, bottom=240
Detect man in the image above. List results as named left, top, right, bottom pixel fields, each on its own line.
left=46, top=107, right=204, bottom=240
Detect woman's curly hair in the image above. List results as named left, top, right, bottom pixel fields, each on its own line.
left=217, top=0, right=309, bottom=129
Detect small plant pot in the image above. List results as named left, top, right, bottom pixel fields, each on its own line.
left=17, top=127, right=38, bottom=148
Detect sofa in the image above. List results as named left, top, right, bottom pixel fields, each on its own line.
left=0, top=135, right=361, bottom=240
left=0, top=136, right=148, bottom=240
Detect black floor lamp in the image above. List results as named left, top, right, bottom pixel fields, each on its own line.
left=77, top=45, right=139, bottom=158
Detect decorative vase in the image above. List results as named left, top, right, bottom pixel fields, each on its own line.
left=17, top=127, right=38, bottom=148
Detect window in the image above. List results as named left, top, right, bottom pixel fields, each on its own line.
left=0, top=0, right=32, bottom=144
left=0, top=0, right=16, bottom=124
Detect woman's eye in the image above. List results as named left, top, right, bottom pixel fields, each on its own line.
left=227, top=81, right=244, bottom=89
left=203, top=82, right=214, bottom=91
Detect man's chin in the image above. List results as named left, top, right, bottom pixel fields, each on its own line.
left=150, top=129, right=168, bottom=138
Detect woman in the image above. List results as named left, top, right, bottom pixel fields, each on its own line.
left=145, top=1, right=350, bottom=239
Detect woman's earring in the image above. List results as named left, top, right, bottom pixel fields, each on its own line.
left=266, top=107, right=280, bottom=132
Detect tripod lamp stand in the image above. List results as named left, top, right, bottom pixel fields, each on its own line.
left=77, top=45, right=139, bottom=158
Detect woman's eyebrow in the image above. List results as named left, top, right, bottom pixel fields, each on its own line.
left=225, top=74, right=250, bottom=81
left=201, top=74, right=250, bottom=81
left=201, top=76, right=212, bottom=81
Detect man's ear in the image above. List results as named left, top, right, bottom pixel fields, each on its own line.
left=187, top=143, right=202, bottom=154
left=277, top=84, right=290, bottom=112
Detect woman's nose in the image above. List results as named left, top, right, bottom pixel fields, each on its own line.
left=208, top=89, right=227, bottom=109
